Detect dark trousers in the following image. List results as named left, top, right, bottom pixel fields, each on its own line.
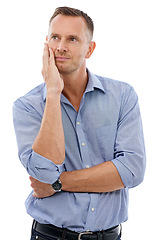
left=30, top=228, right=122, bottom=240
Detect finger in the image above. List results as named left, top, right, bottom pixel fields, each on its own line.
left=29, top=176, right=36, bottom=183
left=33, top=191, right=37, bottom=198
left=60, top=74, right=63, bottom=80
left=29, top=176, right=33, bottom=180
left=49, top=47, right=56, bottom=66
left=29, top=176, right=38, bottom=189
left=43, top=43, right=49, bottom=68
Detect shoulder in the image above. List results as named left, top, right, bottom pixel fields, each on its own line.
left=95, top=74, right=133, bottom=92
left=89, top=72, right=139, bottom=112
left=95, top=74, right=137, bottom=100
left=13, top=83, right=46, bottom=114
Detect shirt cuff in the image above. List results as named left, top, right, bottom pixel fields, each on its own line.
left=27, top=150, right=65, bottom=184
left=111, top=159, right=134, bottom=188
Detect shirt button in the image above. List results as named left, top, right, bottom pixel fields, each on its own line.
left=81, top=143, right=85, bottom=146
left=86, top=165, right=90, bottom=168
left=91, top=208, right=95, bottom=212
left=77, top=122, right=80, bottom=125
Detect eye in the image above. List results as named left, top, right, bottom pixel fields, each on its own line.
left=52, top=36, right=58, bottom=40
left=70, top=37, right=77, bottom=42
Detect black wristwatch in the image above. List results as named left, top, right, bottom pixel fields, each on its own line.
left=52, top=178, right=62, bottom=192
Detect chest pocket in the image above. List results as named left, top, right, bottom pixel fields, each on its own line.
left=96, top=125, right=116, bottom=161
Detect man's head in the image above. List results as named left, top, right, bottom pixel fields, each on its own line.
left=46, top=6, right=96, bottom=75
left=49, top=6, right=94, bottom=42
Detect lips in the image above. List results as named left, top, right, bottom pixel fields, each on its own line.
left=55, top=56, right=70, bottom=61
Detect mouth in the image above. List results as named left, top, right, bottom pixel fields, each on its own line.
left=55, top=56, right=70, bottom=62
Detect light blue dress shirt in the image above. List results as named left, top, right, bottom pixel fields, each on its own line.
left=13, top=70, right=146, bottom=232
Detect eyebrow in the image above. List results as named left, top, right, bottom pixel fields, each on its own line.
left=49, top=33, right=59, bottom=38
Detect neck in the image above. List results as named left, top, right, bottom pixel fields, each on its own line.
left=61, top=67, right=88, bottom=112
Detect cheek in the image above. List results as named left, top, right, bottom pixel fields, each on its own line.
left=75, top=48, right=88, bottom=61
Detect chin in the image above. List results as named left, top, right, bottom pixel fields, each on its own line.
left=57, top=66, right=76, bottom=75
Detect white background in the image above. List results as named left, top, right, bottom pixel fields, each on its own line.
left=0, top=0, right=158, bottom=239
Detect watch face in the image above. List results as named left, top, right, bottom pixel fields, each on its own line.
left=52, top=179, right=62, bottom=191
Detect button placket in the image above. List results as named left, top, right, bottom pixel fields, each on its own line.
left=76, top=116, right=91, bottom=168
left=84, top=194, right=98, bottom=231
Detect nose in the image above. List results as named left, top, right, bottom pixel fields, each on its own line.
left=57, top=39, right=68, bottom=52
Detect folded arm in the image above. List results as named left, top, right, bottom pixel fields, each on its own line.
left=30, top=161, right=124, bottom=198
left=61, top=161, right=124, bottom=192
left=29, top=85, right=146, bottom=198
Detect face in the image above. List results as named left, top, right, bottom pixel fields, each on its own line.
left=47, top=15, right=95, bottom=75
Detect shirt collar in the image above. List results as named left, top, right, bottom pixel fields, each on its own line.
left=86, top=69, right=105, bottom=94
left=43, top=69, right=105, bottom=102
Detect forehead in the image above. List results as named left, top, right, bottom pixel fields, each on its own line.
left=49, top=15, right=88, bottom=37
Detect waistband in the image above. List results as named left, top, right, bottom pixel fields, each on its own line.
left=32, top=220, right=121, bottom=240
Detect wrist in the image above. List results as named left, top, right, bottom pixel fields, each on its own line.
left=60, top=171, right=73, bottom=192
left=46, top=88, right=62, bottom=98
left=52, top=178, right=62, bottom=192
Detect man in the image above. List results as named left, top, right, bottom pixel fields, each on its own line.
left=13, top=6, right=146, bottom=240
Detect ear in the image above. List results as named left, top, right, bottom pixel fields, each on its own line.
left=85, top=41, right=96, bottom=59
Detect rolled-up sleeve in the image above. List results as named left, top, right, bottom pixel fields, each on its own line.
left=112, top=86, right=146, bottom=188
left=13, top=98, right=65, bottom=184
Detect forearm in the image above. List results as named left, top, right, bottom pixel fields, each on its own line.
left=29, top=161, right=125, bottom=198
left=60, top=161, right=125, bottom=193
left=32, top=44, right=65, bottom=165
left=32, top=92, right=65, bottom=164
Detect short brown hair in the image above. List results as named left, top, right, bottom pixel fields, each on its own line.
left=49, top=6, right=94, bottom=40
